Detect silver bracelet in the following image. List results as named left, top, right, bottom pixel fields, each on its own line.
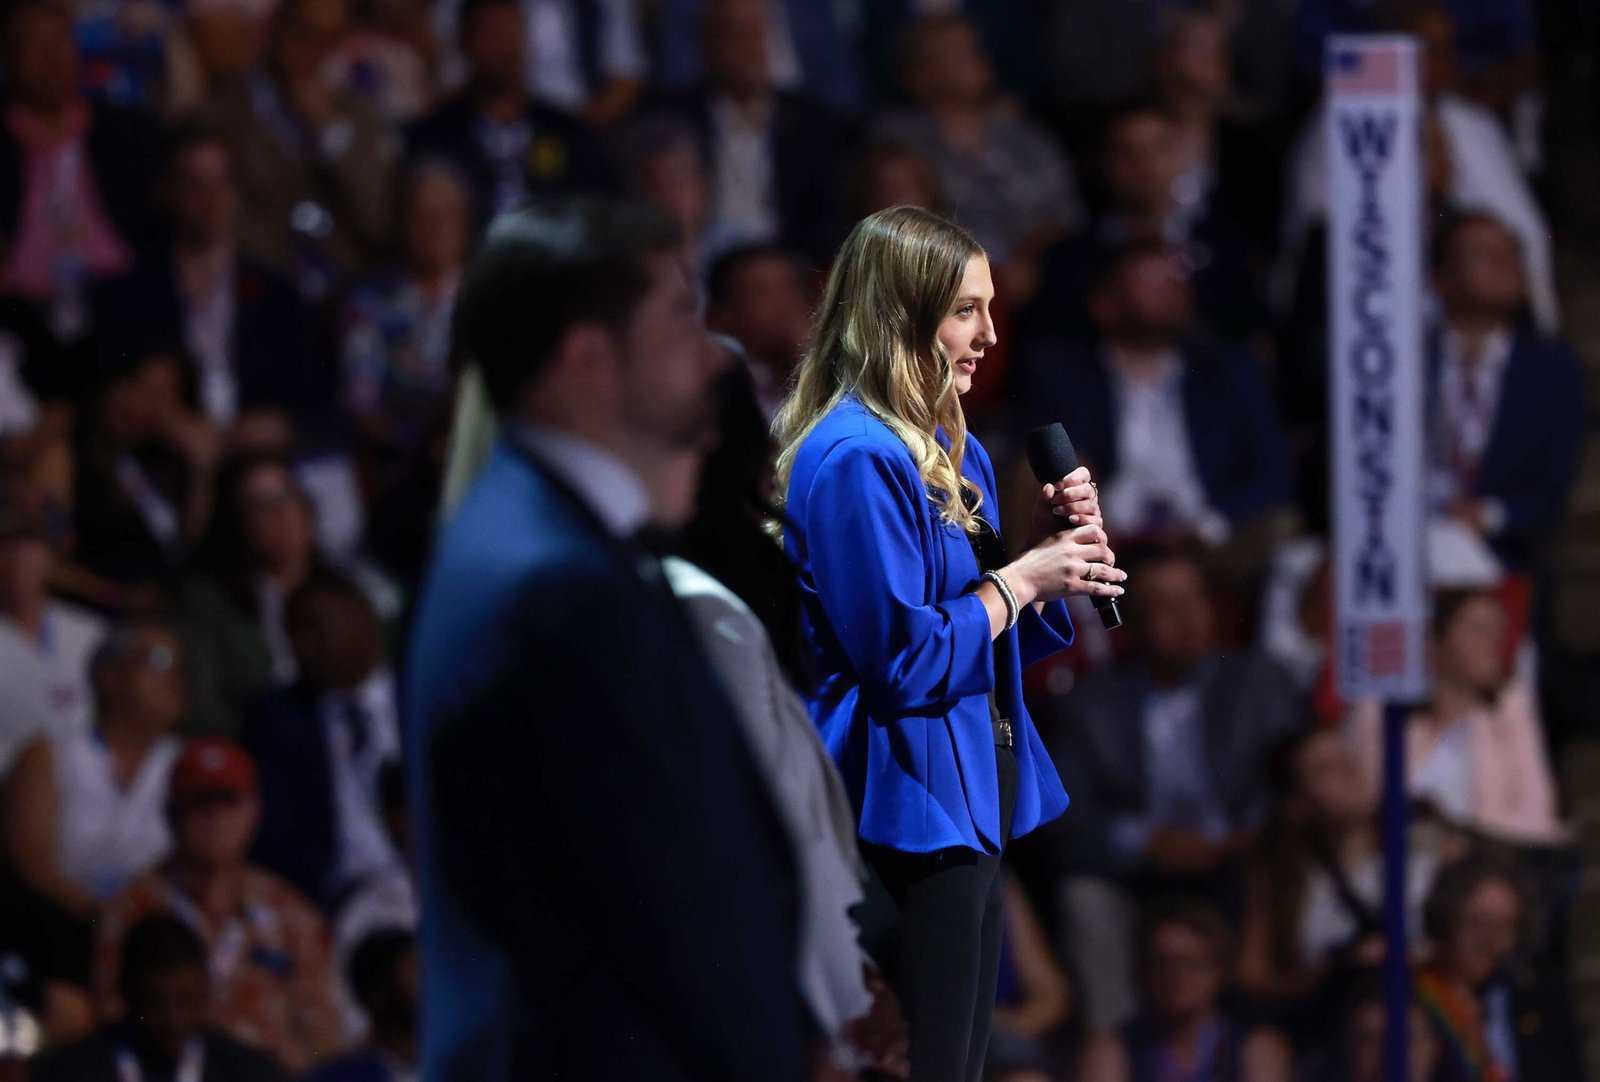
left=983, top=570, right=1020, bottom=631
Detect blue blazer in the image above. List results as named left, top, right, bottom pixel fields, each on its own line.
left=404, top=440, right=805, bottom=1081
left=1015, top=337, right=1292, bottom=528
left=784, top=395, right=1073, bottom=855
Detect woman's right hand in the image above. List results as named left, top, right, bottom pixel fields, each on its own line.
left=1003, top=524, right=1126, bottom=606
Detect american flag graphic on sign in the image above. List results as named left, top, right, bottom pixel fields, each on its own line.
left=1329, top=42, right=1405, bottom=95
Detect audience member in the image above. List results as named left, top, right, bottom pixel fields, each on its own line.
left=1236, top=728, right=1439, bottom=1017
left=1016, top=242, right=1292, bottom=549
left=93, top=737, right=346, bottom=1073
left=705, top=244, right=812, bottom=420
left=848, top=141, right=945, bottom=219
left=1283, top=6, right=1558, bottom=333
left=180, top=453, right=320, bottom=735
left=198, top=0, right=395, bottom=300
left=0, top=483, right=104, bottom=773
left=95, top=122, right=329, bottom=433
left=658, top=0, right=855, bottom=268
left=304, top=928, right=419, bottom=1082
left=329, top=763, right=418, bottom=1001
left=241, top=570, right=404, bottom=914
left=985, top=873, right=1073, bottom=1082
left=1304, top=967, right=1442, bottom=1082
left=1078, top=899, right=1294, bottom=1082
left=321, top=0, right=438, bottom=126
left=31, top=915, right=288, bottom=1082
left=1021, top=101, right=1266, bottom=349
left=1416, top=853, right=1586, bottom=1081
left=614, top=114, right=716, bottom=277
left=1427, top=211, right=1586, bottom=566
left=873, top=13, right=1080, bottom=300
left=434, top=0, right=647, bottom=125
left=654, top=0, right=865, bottom=114
left=1031, top=540, right=1302, bottom=1030
left=0, top=0, right=155, bottom=343
left=405, top=0, right=615, bottom=226
left=1345, top=588, right=1567, bottom=848
left=342, top=160, right=471, bottom=456
left=1151, top=10, right=1287, bottom=251
left=0, top=866, right=96, bottom=1050
left=66, top=351, right=217, bottom=611
left=4, top=623, right=185, bottom=916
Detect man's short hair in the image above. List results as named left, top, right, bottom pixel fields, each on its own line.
left=118, top=915, right=207, bottom=1004
left=285, top=567, right=372, bottom=631
left=1428, top=209, right=1520, bottom=273
left=452, top=196, right=682, bottom=414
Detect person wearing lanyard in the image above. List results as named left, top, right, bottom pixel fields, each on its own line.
left=774, top=205, right=1125, bottom=1082
left=29, top=914, right=286, bottom=1082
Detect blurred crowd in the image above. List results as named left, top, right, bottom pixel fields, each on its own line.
left=0, top=0, right=1589, bottom=1078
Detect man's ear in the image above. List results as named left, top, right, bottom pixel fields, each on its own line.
left=548, top=321, right=623, bottom=395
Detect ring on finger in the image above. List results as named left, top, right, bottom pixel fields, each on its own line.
left=1083, top=565, right=1097, bottom=582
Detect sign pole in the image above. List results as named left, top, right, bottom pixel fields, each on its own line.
left=1327, top=35, right=1430, bottom=1082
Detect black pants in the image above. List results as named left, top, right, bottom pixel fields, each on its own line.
left=861, top=744, right=1018, bottom=1082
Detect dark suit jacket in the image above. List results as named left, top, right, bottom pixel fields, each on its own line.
left=92, top=250, right=333, bottom=423
left=239, top=681, right=367, bottom=913
left=404, top=439, right=806, bottom=1081
left=1015, top=336, right=1292, bottom=529
left=403, top=96, right=617, bottom=227
left=30, top=1024, right=288, bottom=1082
left=0, top=100, right=157, bottom=254
left=1426, top=328, right=1587, bottom=565
left=656, top=85, right=857, bottom=268
left=1029, top=652, right=1302, bottom=879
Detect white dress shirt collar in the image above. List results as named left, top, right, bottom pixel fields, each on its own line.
left=513, top=423, right=651, bottom=538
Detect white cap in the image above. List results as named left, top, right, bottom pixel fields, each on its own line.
left=1427, top=516, right=1503, bottom=590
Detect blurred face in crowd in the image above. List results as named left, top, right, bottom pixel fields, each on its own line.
left=1441, top=878, right=1521, bottom=989
left=464, top=0, right=525, bottom=97
left=130, top=964, right=211, bottom=1061
left=170, top=141, right=239, bottom=249
left=1104, top=110, right=1180, bottom=217
left=403, top=168, right=472, bottom=280
left=639, top=142, right=710, bottom=240
left=701, top=0, right=771, bottom=99
left=98, top=629, right=186, bottom=732
left=1291, top=730, right=1378, bottom=828
left=1412, top=7, right=1460, bottom=99
left=270, top=0, right=348, bottom=84
left=1145, top=920, right=1224, bottom=1023
left=289, top=588, right=381, bottom=690
left=906, top=18, right=993, bottom=109
left=611, top=251, right=727, bottom=453
left=237, top=463, right=316, bottom=574
left=1435, top=218, right=1526, bottom=324
left=1156, top=14, right=1232, bottom=113
left=1432, top=592, right=1507, bottom=698
left=1131, top=556, right=1215, bottom=681
left=5, top=5, right=78, bottom=114
left=1349, top=1000, right=1439, bottom=1082
left=0, top=534, right=51, bottom=617
left=860, top=149, right=941, bottom=216
left=103, top=356, right=187, bottom=446
left=936, top=255, right=997, bottom=397
left=1093, top=250, right=1193, bottom=347
left=710, top=252, right=812, bottom=370
left=175, top=792, right=260, bottom=868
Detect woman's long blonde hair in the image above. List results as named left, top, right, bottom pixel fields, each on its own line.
left=773, top=206, right=985, bottom=532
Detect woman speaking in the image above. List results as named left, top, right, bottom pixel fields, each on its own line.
left=775, top=206, right=1126, bottom=1082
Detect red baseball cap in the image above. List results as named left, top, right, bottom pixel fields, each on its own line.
left=170, top=738, right=257, bottom=808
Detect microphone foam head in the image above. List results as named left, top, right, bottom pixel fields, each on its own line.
left=1024, top=423, right=1079, bottom=483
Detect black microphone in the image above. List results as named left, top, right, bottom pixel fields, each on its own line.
left=1024, top=423, right=1123, bottom=630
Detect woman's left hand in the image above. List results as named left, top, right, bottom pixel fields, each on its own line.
left=1027, top=466, right=1102, bottom=550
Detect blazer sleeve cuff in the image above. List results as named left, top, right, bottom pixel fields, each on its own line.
left=1018, top=600, right=1075, bottom=668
